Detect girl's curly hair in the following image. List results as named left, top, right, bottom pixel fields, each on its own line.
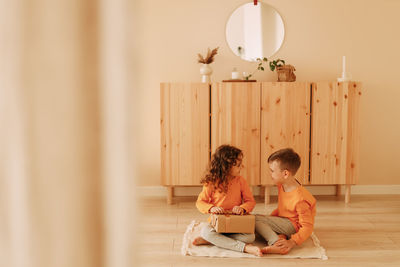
left=200, top=145, right=243, bottom=193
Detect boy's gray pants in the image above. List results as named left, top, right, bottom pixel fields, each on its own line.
left=255, top=214, right=297, bottom=246
left=201, top=224, right=255, bottom=252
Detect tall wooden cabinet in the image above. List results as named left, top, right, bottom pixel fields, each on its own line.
left=261, top=82, right=311, bottom=203
left=310, top=82, right=362, bottom=201
left=160, top=82, right=361, bottom=205
left=211, top=82, right=261, bottom=186
left=160, top=83, right=210, bottom=203
left=261, top=82, right=311, bottom=185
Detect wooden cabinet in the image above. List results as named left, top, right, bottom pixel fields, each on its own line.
left=260, top=82, right=311, bottom=203
left=160, top=83, right=210, bottom=203
left=261, top=82, right=311, bottom=186
left=160, top=81, right=361, bottom=204
left=310, top=82, right=362, bottom=203
left=211, top=82, right=260, bottom=186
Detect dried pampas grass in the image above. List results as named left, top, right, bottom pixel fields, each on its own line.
left=197, top=47, right=219, bottom=64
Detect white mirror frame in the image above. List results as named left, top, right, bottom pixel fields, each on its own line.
left=226, top=2, right=285, bottom=62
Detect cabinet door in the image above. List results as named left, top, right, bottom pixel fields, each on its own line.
left=211, top=82, right=261, bottom=185
left=160, top=83, right=210, bottom=186
left=261, top=82, right=311, bottom=185
left=310, top=82, right=361, bottom=185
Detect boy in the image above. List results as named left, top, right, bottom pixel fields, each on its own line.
left=256, top=148, right=316, bottom=254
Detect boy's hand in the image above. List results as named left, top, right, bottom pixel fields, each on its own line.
left=210, top=206, right=225, bottom=214
left=232, top=206, right=244, bottom=215
left=274, top=239, right=296, bottom=253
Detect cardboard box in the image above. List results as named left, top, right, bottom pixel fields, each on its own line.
left=210, top=214, right=255, bottom=234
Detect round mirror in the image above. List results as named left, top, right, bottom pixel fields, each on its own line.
left=226, top=2, right=285, bottom=62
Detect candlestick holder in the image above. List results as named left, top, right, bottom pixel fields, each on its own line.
left=337, top=55, right=352, bottom=82
left=337, top=72, right=352, bottom=82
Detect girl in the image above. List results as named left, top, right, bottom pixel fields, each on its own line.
left=192, top=144, right=262, bottom=256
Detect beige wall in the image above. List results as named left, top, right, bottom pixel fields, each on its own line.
left=133, top=0, right=400, bottom=186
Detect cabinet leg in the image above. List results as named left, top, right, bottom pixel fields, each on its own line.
left=259, top=186, right=265, bottom=198
left=264, top=186, right=271, bottom=208
left=345, top=185, right=351, bottom=204
left=167, top=186, right=174, bottom=205
left=336, top=185, right=342, bottom=197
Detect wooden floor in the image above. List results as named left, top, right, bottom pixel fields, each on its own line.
left=136, top=195, right=400, bottom=267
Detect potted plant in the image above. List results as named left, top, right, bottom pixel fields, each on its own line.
left=270, top=59, right=296, bottom=82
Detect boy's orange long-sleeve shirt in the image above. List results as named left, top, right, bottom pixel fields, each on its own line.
left=270, top=184, right=316, bottom=245
left=196, top=176, right=256, bottom=214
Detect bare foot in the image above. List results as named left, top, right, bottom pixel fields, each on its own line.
left=192, top=236, right=211, bottom=246
left=261, top=243, right=288, bottom=255
left=244, top=244, right=262, bottom=257
left=260, top=246, right=270, bottom=254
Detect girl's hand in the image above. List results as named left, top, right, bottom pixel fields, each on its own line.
left=232, top=206, right=244, bottom=215
left=210, top=206, right=225, bottom=214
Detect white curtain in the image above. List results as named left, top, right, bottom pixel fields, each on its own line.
left=0, top=0, right=137, bottom=267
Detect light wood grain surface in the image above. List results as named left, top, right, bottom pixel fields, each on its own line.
left=311, top=82, right=361, bottom=185
left=160, top=83, right=210, bottom=186
left=260, top=82, right=311, bottom=185
left=211, top=82, right=261, bottom=185
left=136, top=195, right=400, bottom=266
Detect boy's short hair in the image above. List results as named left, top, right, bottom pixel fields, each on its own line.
left=268, top=148, right=301, bottom=175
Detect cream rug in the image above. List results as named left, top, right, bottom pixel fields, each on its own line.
left=181, top=220, right=328, bottom=260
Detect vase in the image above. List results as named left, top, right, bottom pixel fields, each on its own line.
left=200, top=64, right=212, bottom=83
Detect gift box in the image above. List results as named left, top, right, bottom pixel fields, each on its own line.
left=210, top=214, right=255, bottom=234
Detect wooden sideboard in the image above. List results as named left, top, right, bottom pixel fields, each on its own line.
left=160, top=82, right=362, bottom=205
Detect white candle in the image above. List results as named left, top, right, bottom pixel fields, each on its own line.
left=342, top=56, right=346, bottom=73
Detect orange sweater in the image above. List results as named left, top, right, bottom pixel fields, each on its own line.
left=196, top=176, right=256, bottom=214
left=270, top=184, right=316, bottom=245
